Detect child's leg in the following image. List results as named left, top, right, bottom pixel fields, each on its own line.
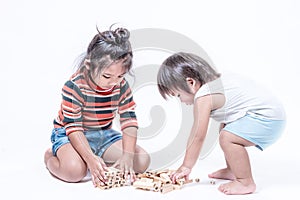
left=44, top=143, right=87, bottom=182
left=102, top=140, right=150, bottom=173
left=216, top=130, right=256, bottom=195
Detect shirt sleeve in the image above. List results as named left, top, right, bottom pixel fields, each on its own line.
left=118, top=79, right=138, bottom=130
left=59, top=80, right=84, bottom=135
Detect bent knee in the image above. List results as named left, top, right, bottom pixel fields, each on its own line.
left=219, top=130, right=233, bottom=148
left=61, top=160, right=87, bottom=182
left=134, top=148, right=151, bottom=173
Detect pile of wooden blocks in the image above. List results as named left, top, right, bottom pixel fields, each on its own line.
left=97, top=167, right=128, bottom=190
left=132, top=169, right=193, bottom=194
left=97, top=167, right=199, bottom=194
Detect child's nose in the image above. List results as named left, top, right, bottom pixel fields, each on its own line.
left=108, top=78, right=119, bottom=86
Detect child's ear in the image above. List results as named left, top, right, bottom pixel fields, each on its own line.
left=186, top=77, right=199, bottom=93
left=186, top=77, right=195, bottom=87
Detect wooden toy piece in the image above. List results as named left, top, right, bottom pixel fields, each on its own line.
left=161, top=183, right=174, bottom=194
left=136, top=173, right=148, bottom=179
left=176, top=177, right=193, bottom=185
left=140, top=177, right=154, bottom=183
left=210, top=179, right=216, bottom=185
left=98, top=168, right=198, bottom=192
left=97, top=167, right=128, bottom=190
left=153, top=176, right=171, bottom=184
left=133, top=180, right=156, bottom=190
left=132, top=169, right=195, bottom=194
left=176, top=178, right=185, bottom=186
left=153, top=181, right=162, bottom=192
left=172, top=184, right=182, bottom=190
left=160, top=173, right=172, bottom=183
left=194, top=178, right=200, bottom=183
left=154, top=169, right=169, bottom=175
left=98, top=185, right=110, bottom=190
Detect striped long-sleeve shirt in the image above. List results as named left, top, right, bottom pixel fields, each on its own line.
left=54, top=71, right=138, bottom=136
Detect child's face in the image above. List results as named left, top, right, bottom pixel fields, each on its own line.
left=172, top=78, right=200, bottom=105
left=173, top=89, right=195, bottom=105
left=93, top=61, right=127, bottom=89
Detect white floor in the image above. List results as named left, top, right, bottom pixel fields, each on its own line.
left=1, top=133, right=299, bottom=200
left=1, top=1, right=300, bottom=199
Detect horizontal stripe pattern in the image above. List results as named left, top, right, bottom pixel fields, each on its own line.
left=54, top=71, right=138, bottom=135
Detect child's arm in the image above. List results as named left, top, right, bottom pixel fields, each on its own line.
left=68, top=131, right=108, bottom=186
left=182, top=95, right=212, bottom=168
left=171, top=93, right=224, bottom=182
left=115, top=80, right=138, bottom=180
left=112, top=126, right=137, bottom=181
left=122, top=126, right=137, bottom=158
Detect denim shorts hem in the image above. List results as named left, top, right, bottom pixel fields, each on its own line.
left=50, top=128, right=122, bottom=157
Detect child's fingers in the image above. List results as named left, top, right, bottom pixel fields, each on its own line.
left=111, top=160, right=120, bottom=169
left=170, top=171, right=181, bottom=183
left=92, top=172, right=106, bottom=187
left=171, top=173, right=181, bottom=183
left=128, top=168, right=136, bottom=183
left=172, top=171, right=188, bottom=183
left=91, top=159, right=109, bottom=187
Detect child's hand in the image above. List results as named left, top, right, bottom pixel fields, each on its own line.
left=87, top=155, right=108, bottom=187
left=112, top=153, right=136, bottom=183
left=170, top=165, right=192, bottom=183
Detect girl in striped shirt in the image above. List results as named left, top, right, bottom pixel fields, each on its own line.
left=44, top=27, right=150, bottom=187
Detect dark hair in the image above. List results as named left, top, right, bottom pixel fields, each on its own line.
left=157, top=52, right=220, bottom=99
left=77, top=26, right=133, bottom=80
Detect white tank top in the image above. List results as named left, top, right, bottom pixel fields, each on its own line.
left=194, top=71, right=286, bottom=123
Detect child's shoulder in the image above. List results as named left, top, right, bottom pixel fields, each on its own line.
left=69, top=71, right=85, bottom=82
left=62, top=71, right=87, bottom=90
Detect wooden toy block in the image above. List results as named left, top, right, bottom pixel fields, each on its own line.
left=133, top=180, right=156, bottom=190
left=153, top=176, right=171, bottom=184
left=140, top=177, right=154, bottom=183
left=153, top=169, right=169, bottom=175
left=160, top=173, right=172, bottom=182
left=98, top=168, right=197, bottom=193
left=132, top=169, right=195, bottom=194
left=194, top=178, right=200, bottom=183
left=176, top=178, right=185, bottom=186
left=172, top=184, right=182, bottom=190
left=98, top=185, right=111, bottom=190
left=161, top=183, right=174, bottom=194
left=97, top=167, right=128, bottom=190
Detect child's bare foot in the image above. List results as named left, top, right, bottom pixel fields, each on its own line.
left=218, top=180, right=256, bottom=195
left=44, top=148, right=53, bottom=166
left=208, top=168, right=235, bottom=180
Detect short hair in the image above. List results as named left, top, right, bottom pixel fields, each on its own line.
left=157, top=52, right=220, bottom=99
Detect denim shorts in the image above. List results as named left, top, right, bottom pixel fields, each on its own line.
left=223, top=113, right=286, bottom=151
left=51, top=128, right=122, bottom=157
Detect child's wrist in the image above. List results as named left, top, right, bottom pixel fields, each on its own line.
left=122, top=151, right=134, bottom=159
left=181, top=163, right=193, bottom=171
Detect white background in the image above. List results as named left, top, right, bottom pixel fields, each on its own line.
left=0, top=0, right=299, bottom=199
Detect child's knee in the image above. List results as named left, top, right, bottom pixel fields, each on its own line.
left=134, top=148, right=151, bottom=173
left=63, top=161, right=87, bottom=182
left=44, top=148, right=53, bottom=165
left=219, top=130, right=232, bottom=149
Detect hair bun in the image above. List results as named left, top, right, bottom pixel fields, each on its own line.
left=87, top=26, right=131, bottom=54
left=114, top=28, right=130, bottom=44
